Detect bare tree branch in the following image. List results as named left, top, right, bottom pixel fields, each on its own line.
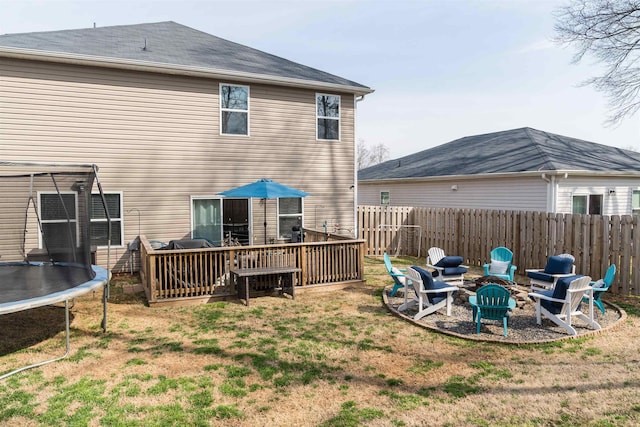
left=555, top=0, right=640, bottom=124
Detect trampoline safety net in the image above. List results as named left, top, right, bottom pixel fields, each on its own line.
left=0, top=162, right=103, bottom=282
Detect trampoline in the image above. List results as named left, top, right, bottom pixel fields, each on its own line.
left=0, top=162, right=111, bottom=379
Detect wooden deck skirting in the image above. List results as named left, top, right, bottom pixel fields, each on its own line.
left=139, top=236, right=365, bottom=305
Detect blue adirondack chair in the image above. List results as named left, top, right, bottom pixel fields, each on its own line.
left=469, top=284, right=515, bottom=337
left=483, top=247, right=517, bottom=281
left=582, top=264, right=616, bottom=314
left=384, top=252, right=407, bottom=297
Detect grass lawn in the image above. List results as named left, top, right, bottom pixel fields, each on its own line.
left=1, top=255, right=639, bottom=426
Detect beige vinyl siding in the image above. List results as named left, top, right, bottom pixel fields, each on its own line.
left=1, top=58, right=356, bottom=271
left=556, top=176, right=640, bottom=215
left=358, top=176, right=548, bottom=211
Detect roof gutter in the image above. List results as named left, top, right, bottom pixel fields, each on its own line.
left=358, top=169, right=639, bottom=185
left=0, top=46, right=375, bottom=96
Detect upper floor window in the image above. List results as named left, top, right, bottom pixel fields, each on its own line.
left=90, top=192, right=123, bottom=247
left=380, top=191, right=390, bottom=205
left=572, top=194, right=603, bottom=215
left=316, top=94, right=340, bottom=140
left=220, top=84, right=249, bottom=135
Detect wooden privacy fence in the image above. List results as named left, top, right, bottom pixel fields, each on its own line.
left=358, top=206, right=638, bottom=296
left=139, top=236, right=364, bottom=304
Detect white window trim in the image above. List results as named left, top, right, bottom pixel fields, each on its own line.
left=632, top=189, right=640, bottom=215
left=316, top=93, right=341, bottom=141
left=380, top=191, right=390, bottom=206
left=38, top=191, right=79, bottom=249
left=220, top=83, right=250, bottom=137
left=277, top=197, right=304, bottom=239
left=92, top=191, right=124, bottom=248
left=571, top=192, right=604, bottom=215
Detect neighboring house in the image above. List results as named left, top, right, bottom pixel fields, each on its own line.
left=358, top=127, right=640, bottom=215
left=0, top=21, right=372, bottom=272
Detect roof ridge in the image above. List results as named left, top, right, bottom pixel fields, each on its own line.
left=524, top=128, right=556, bottom=171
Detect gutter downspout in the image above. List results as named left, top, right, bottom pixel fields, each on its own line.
left=541, top=173, right=568, bottom=213
left=541, top=173, right=553, bottom=213
left=354, top=94, right=366, bottom=238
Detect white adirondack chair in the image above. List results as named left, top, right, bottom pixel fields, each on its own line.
left=528, top=275, right=601, bottom=336
left=403, top=266, right=458, bottom=320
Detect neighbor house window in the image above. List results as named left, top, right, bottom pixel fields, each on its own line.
left=278, top=198, right=303, bottom=239
left=90, top=192, right=123, bottom=247
left=380, top=191, right=390, bottom=205
left=572, top=194, right=603, bottom=214
left=316, top=93, right=340, bottom=140
left=39, top=192, right=77, bottom=250
left=220, top=84, right=249, bottom=135
left=633, top=190, right=640, bottom=215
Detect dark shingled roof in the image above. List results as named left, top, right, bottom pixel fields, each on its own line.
left=358, top=127, right=640, bottom=180
left=0, top=21, right=370, bottom=92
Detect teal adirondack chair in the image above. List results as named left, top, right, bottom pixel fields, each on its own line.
left=483, top=247, right=517, bottom=281
left=469, top=284, right=515, bottom=337
left=582, top=264, right=616, bottom=314
left=384, top=253, right=407, bottom=297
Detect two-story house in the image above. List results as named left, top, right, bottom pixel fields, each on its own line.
left=0, top=21, right=373, bottom=272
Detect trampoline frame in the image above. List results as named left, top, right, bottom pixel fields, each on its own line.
left=0, top=161, right=112, bottom=380
left=0, top=264, right=109, bottom=380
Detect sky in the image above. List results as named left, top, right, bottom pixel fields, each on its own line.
left=2, top=0, right=640, bottom=159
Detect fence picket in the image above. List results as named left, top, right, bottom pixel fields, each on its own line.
left=358, top=205, right=637, bottom=296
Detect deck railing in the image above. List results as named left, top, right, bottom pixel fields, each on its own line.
left=139, top=236, right=365, bottom=304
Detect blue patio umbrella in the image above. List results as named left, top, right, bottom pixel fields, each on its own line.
left=218, top=179, right=310, bottom=244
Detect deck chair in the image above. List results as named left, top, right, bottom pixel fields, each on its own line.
left=528, top=275, right=600, bottom=336
left=526, top=254, right=576, bottom=292
left=383, top=252, right=407, bottom=297
left=403, top=266, right=458, bottom=320
left=426, top=247, right=467, bottom=286
left=482, top=247, right=517, bottom=282
left=469, top=284, right=515, bottom=337
left=582, top=264, right=616, bottom=314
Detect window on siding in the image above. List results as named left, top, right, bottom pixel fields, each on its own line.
left=220, top=84, right=249, bottom=135
left=278, top=198, right=303, bottom=239
left=633, top=190, right=640, bottom=215
left=316, top=94, right=340, bottom=140
left=39, top=192, right=77, bottom=250
left=90, top=193, right=123, bottom=247
left=572, top=194, right=603, bottom=214
left=380, top=191, right=390, bottom=205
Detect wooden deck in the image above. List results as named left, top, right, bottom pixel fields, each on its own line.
left=139, top=236, right=365, bottom=306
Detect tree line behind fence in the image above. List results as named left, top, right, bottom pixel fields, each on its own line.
left=358, top=205, right=639, bottom=296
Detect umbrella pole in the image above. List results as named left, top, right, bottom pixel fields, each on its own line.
left=264, top=198, right=267, bottom=244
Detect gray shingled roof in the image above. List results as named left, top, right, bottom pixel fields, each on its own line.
left=358, top=127, right=640, bottom=180
left=0, top=21, right=370, bottom=92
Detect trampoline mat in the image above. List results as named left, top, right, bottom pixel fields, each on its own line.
left=0, top=263, right=105, bottom=313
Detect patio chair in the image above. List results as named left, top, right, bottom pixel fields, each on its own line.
left=426, top=247, right=468, bottom=286
left=383, top=252, right=407, bottom=297
left=468, top=284, right=515, bottom=337
left=582, top=264, right=616, bottom=315
left=528, top=275, right=600, bottom=336
left=526, top=254, right=576, bottom=292
left=482, top=247, right=517, bottom=282
left=403, top=266, right=458, bottom=320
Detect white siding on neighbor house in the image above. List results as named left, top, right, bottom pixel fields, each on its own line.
left=358, top=176, right=548, bottom=211
left=556, top=176, right=640, bottom=215
left=0, top=58, right=357, bottom=271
